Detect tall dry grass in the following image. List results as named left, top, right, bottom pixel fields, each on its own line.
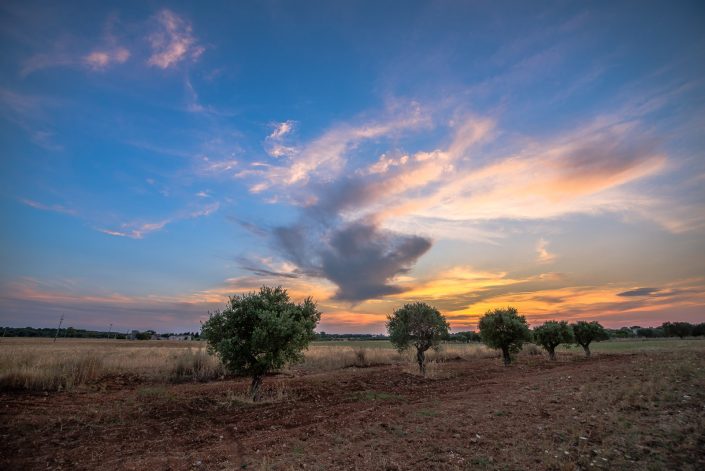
left=0, top=338, right=498, bottom=391
left=0, top=338, right=223, bottom=391
left=296, top=342, right=498, bottom=372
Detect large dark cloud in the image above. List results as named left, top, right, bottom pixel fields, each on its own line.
left=273, top=218, right=431, bottom=302
left=320, top=221, right=431, bottom=301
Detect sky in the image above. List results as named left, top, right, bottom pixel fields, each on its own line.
left=1, top=1, right=704, bottom=334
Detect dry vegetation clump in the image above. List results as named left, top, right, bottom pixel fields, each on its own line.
left=296, top=345, right=406, bottom=371
left=0, top=350, right=103, bottom=391
left=296, top=342, right=497, bottom=373
left=168, top=349, right=225, bottom=383
left=0, top=339, right=224, bottom=391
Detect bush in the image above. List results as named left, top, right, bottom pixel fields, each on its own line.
left=201, top=286, right=321, bottom=401
left=386, top=302, right=450, bottom=376
left=478, top=307, right=531, bottom=366
left=533, top=321, right=574, bottom=360
left=572, top=321, right=608, bottom=357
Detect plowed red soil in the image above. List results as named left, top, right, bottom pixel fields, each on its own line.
left=2, top=350, right=704, bottom=470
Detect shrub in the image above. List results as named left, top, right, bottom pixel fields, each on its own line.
left=201, top=286, right=321, bottom=401
left=386, top=302, right=450, bottom=376
left=572, top=321, right=609, bottom=357
left=533, top=321, right=574, bottom=360
left=478, top=307, right=531, bottom=366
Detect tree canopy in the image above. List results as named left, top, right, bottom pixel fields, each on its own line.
left=572, top=321, right=609, bottom=357
left=201, top=286, right=320, bottom=400
left=386, top=302, right=450, bottom=375
left=533, top=321, right=574, bottom=360
left=478, top=307, right=532, bottom=365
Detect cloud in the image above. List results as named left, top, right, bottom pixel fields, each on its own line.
left=0, top=88, right=62, bottom=149
left=147, top=10, right=203, bottom=69
left=19, top=198, right=77, bottom=216
left=617, top=287, right=660, bottom=297
left=536, top=238, right=556, bottom=263
left=98, top=202, right=220, bottom=239
left=236, top=95, right=682, bottom=306
left=264, top=120, right=297, bottom=158
left=83, top=47, right=130, bottom=70
left=20, top=52, right=75, bottom=77
left=269, top=121, right=295, bottom=140
left=271, top=219, right=432, bottom=303
left=20, top=14, right=131, bottom=76
left=441, top=278, right=705, bottom=329
left=243, top=102, right=430, bottom=192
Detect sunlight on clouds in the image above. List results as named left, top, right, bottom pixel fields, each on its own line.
left=83, top=47, right=130, bottom=70
left=536, top=238, right=556, bottom=263
left=445, top=277, right=705, bottom=329
left=148, top=10, right=203, bottom=69
left=390, top=266, right=519, bottom=300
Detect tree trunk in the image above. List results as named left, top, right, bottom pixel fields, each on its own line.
left=417, top=349, right=426, bottom=376
left=548, top=347, right=556, bottom=361
left=582, top=344, right=591, bottom=358
left=501, top=347, right=511, bottom=366
left=250, top=375, right=263, bottom=402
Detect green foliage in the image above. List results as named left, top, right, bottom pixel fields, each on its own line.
left=478, top=307, right=531, bottom=365
left=661, top=321, right=694, bottom=339
left=386, top=302, right=449, bottom=375
left=201, top=286, right=320, bottom=400
left=533, top=321, right=574, bottom=360
left=571, top=321, right=609, bottom=357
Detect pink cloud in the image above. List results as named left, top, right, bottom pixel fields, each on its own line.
left=147, top=10, right=203, bottom=69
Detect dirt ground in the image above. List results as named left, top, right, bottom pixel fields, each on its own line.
left=2, top=350, right=704, bottom=470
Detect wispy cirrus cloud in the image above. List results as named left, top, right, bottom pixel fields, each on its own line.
left=264, top=120, right=297, bottom=158
left=98, top=202, right=219, bottom=239
left=240, top=102, right=430, bottom=193
left=147, top=9, right=203, bottom=69
left=19, top=198, right=77, bottom=216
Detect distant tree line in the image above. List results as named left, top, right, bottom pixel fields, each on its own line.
left=314, top=332, right=388, bottom=341
left=606, top=321, right=705, bottom=339
left=1, top=326, right=127, bottom=339
left=0, top=326, right=201, bottom=340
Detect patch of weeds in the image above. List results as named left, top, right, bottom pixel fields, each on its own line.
left=292, top=443, right=305, bottom=456
left=470, top=456, right=491, bottom=467
left=415, top=408, right=438, bottom=417
left=137, top=386, right=175, bottom=401
left=350, top=390, right=402, bottom=402
left=494, top=410, right=507, bottom=417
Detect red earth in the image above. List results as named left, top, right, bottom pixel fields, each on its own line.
left=2, top=350, right=704, bottom=470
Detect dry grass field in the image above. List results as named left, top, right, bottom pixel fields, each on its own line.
left=1, top=338, right=704, bottom=470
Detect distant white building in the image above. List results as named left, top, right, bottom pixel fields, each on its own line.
left=168, top=335, right=192, bottom=341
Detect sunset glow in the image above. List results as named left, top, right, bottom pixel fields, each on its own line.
left=1, top=1, right=704, bottom=333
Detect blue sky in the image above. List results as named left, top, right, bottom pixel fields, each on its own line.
left=1, top=1, right=704, bottom=333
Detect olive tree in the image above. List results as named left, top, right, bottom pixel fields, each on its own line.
left=533, top=321, right=574, bottom=361
left=386, top=302, right=450, bottom=376
left=571, top=321, right=609, bottom=357
left=478, top=307, right=532, bottom=366
left=201, top=286, right=321, bottom=401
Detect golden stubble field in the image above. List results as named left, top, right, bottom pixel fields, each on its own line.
left=1, top=338, right=704, bottom=470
